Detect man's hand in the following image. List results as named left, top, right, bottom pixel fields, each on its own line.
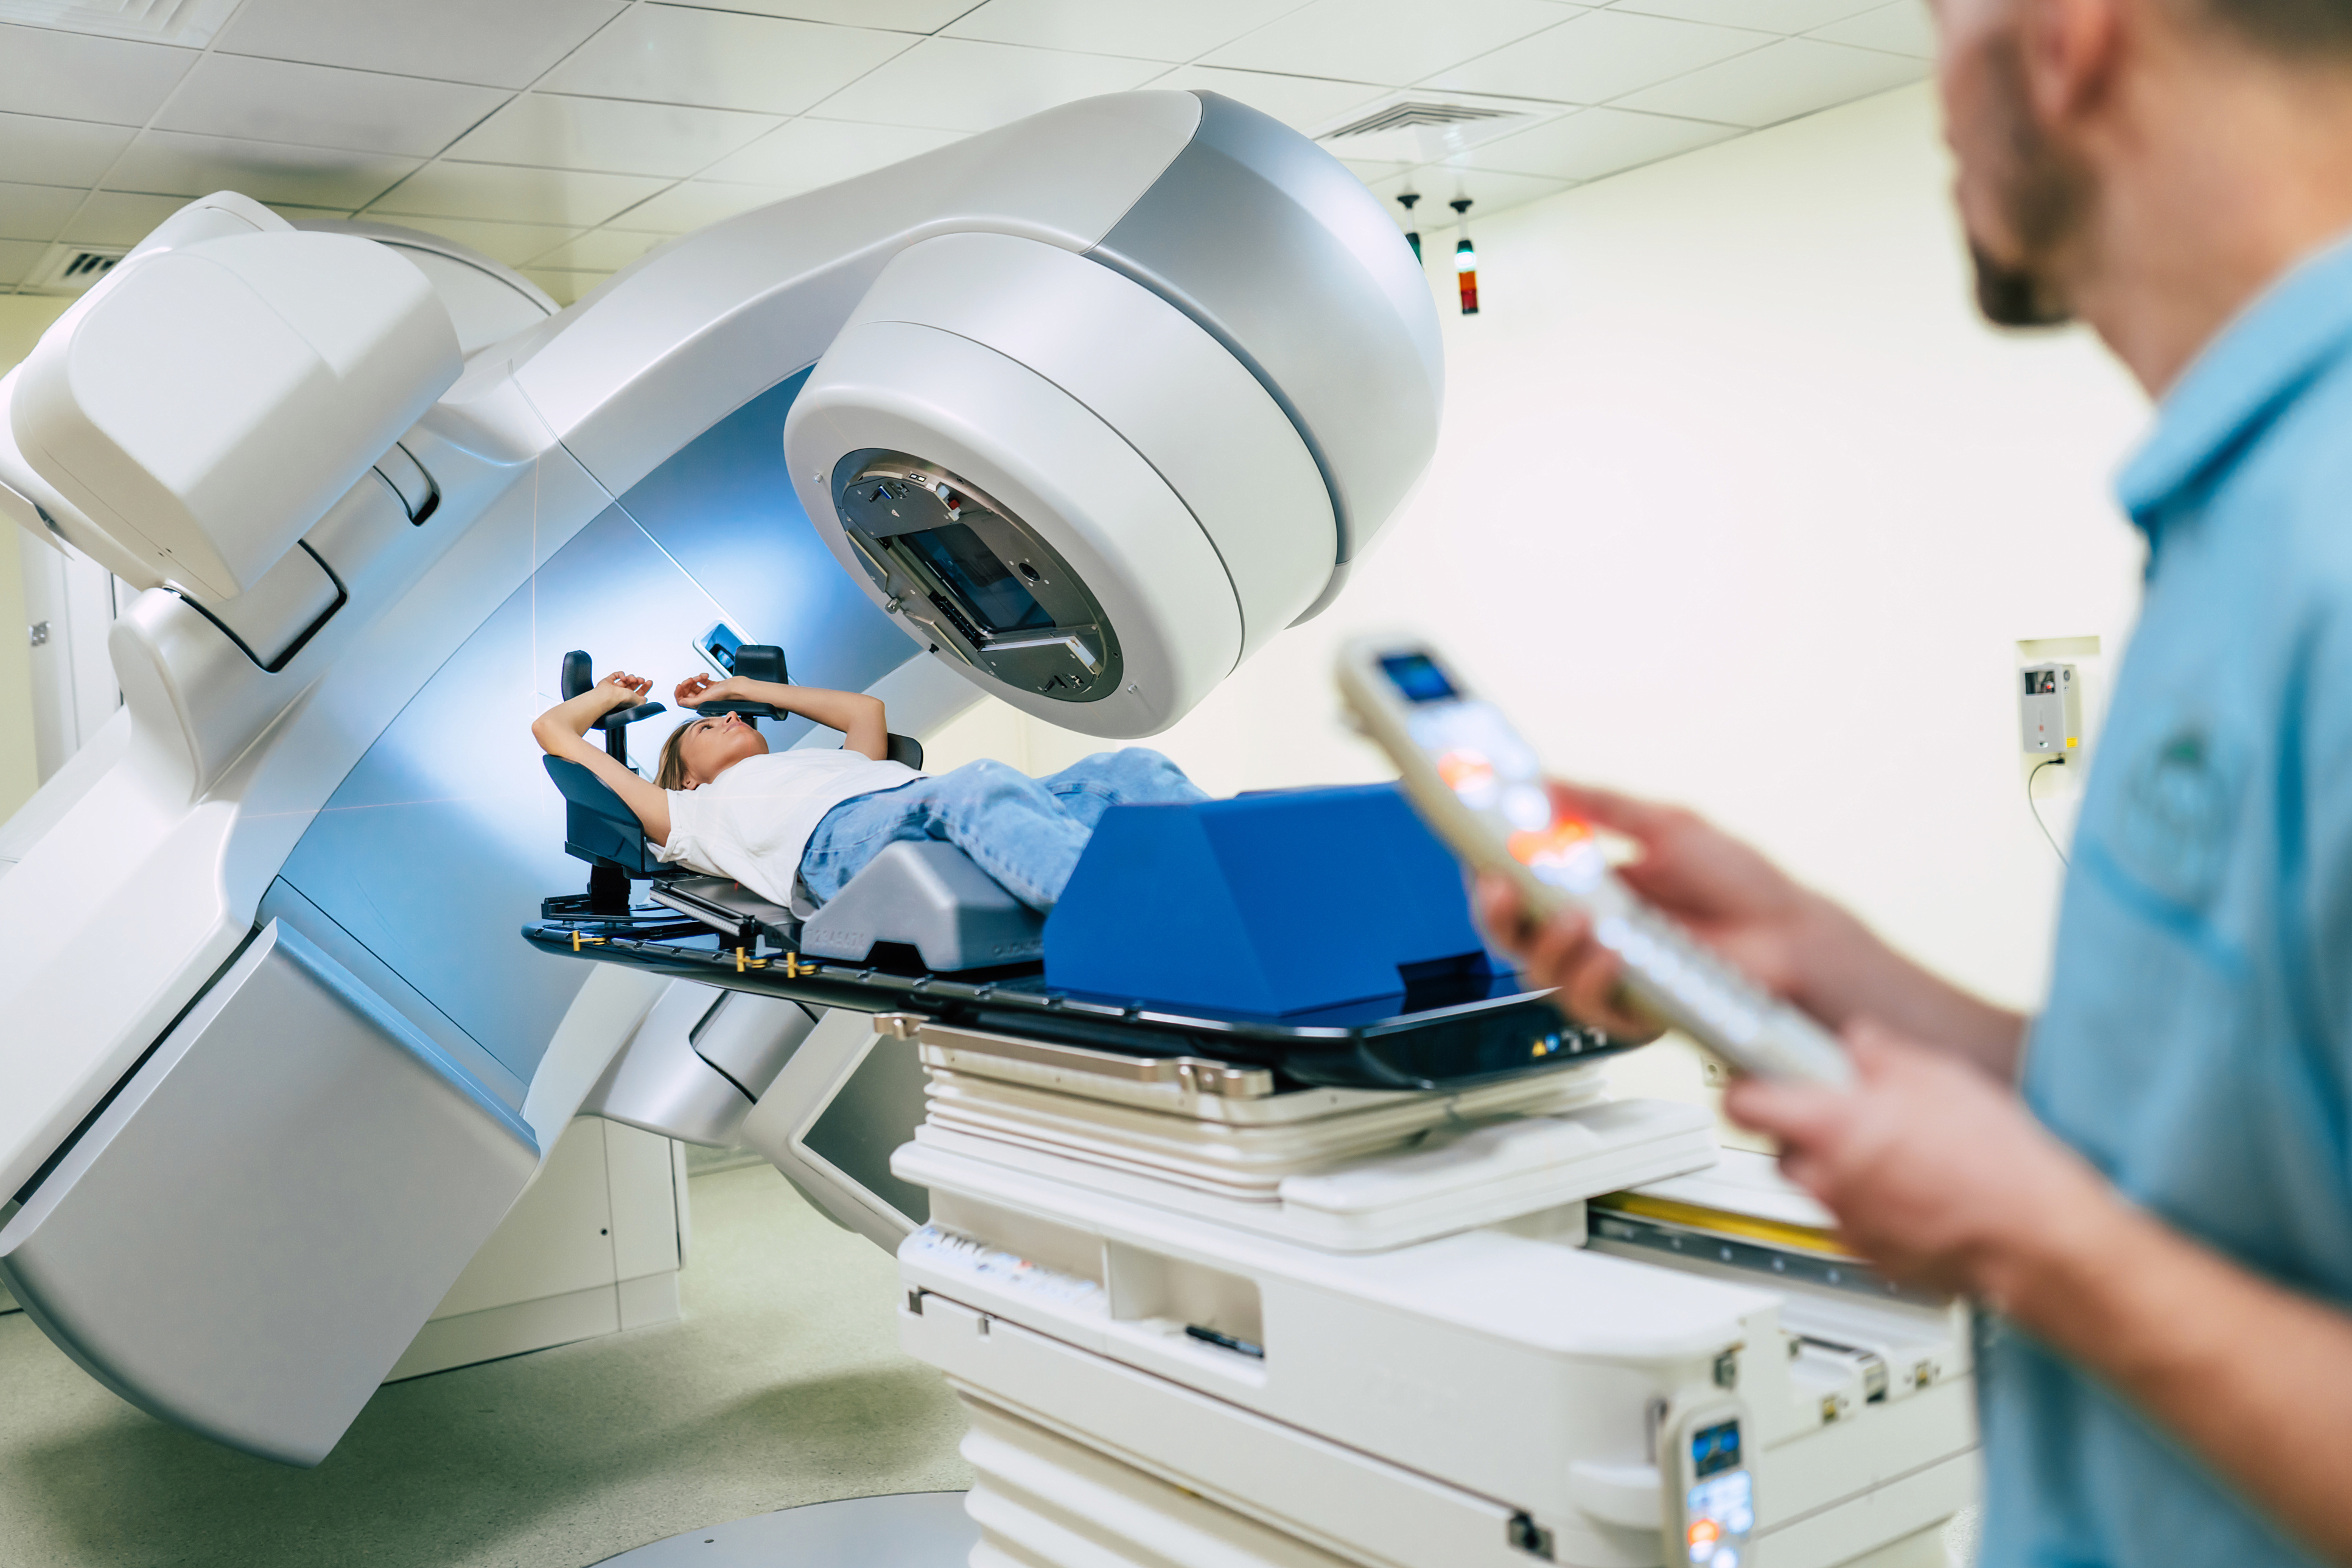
left=674, top=673, right=742, bottom=707
left=1476, top=783, right=1824, bottom=1039
left=1728, top=1023, right=2116, bottom=1302
left=1475, top=782, right=2027, bottom=1074
left=1737, top=1026, right=2352, bottom=1567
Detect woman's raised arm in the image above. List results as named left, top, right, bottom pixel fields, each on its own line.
left=531, top=671, right=674, bottom=844
left=674, top=673, right=891, bottom=763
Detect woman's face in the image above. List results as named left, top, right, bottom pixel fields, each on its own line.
left=677, top=711, right=768, bottom=786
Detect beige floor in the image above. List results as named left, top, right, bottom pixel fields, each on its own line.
left=0, top=1166, right=973, bottom=1568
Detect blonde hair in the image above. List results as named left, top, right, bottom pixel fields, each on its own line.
left=656, top=721, right=696, bottom=790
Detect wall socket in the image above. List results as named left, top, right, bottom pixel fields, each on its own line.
left=2015, top=637, right=2101, bottom=865
left=2016, top=635, right=2101, bottom=763
left=2020, top=662, right=2081, bottom=756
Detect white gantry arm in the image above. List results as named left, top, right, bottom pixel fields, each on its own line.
left=0, top=90, right=1442, bottom=1466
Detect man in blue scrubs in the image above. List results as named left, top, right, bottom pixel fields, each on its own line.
left=1486, top=0, right=2352, bottom=1561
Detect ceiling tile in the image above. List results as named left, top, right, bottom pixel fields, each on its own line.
left=1455, top=104, right=1734, bottom=179
left=1616, top=35, right=1922, bottom=124
left=1810, top=0, right=1934, bottom=57
left=600, top=180, right=791, bottom=233
left=0, top=23, right=195, bottom=125
left=539, top=7, right=915, bottom=114
left=1606, top=0, right=1882, bottom=32
left=366, top=163, right=670, bottom=226
left=151, top=55, right=509, bottom=158
left=1131, top=65, right=1385, bottom=132
left=521, top=268, right=609, bottom=306
left=810, top=37, right=1165, bottom=131
left=107, top=131, right=422, bottom=208
left=670, top=0, right=978, bottom=28
left=1426, top=9, right=1766, bottom=102
left=0, top=238, right=47, bottom=287
left=1339, top=156, right=1416, bottom=183
left=447, top=94, right=781, bottom=178
left=214, top=0, right=625, bottom=89
left=525, top=228, right=669, bottom=269
left=63, top=191, right=190, bottom=247
left=947, top=0, right=1309, bottom=63
left=698, top=118, right=964, bottom=191
left=0, top=181, right=85, bottom=243
left=1205, top=0, right=1575, bottom=87
left=0, top=113, right=134, bottom=189
left=351, top=214, right=586, bottom=265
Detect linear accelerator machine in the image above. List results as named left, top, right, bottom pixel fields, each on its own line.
left=0, top=91, right=1973, bottom=1566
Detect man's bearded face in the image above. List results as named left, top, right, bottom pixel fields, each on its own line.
left=1950, top=18, right=2095, bottom=326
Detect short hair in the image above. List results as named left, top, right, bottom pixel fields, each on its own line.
left=656, top=721, right=695, bottom=790
left=2193, top=0, right=2352, bottom=52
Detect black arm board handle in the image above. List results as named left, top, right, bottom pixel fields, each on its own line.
left=732, top=644, right=787, bottom=684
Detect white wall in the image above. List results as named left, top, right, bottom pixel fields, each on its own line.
left=931, top=80, right=2152, bottom=1019
left=0, top=296, right=72, bottom=824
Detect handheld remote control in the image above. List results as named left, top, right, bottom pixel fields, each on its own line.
left=1337, top=635, right=1853, bottom=1088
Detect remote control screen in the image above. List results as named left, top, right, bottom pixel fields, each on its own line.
left=1385, top=654, right=1597, bottom=883
left=1378, top=652, right=1458, bottom=703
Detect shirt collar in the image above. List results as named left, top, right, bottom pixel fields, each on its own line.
left=2116, top=229, right=2352, bottom=536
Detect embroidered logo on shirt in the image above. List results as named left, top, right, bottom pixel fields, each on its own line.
left=2109, top=724, right=2244, bottom=911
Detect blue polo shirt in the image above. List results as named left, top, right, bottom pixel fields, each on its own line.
left=1980, top=235, right=2352, bottom=1567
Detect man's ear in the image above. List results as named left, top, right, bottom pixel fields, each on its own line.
left=2022, top=0, right=2125, bottom=125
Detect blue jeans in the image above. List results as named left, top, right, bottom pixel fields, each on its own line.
left=799, top=749, right=1206, bottom=912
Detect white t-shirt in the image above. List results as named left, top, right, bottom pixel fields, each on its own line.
left=657, top=748, right=920, bottom=912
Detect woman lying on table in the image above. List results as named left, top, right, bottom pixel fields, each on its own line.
left=532, top=669, right=1203, bottom=914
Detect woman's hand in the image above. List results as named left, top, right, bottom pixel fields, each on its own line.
left=598, top=671, right=654, bottom=711
left=675, top=673, right=746, bottom=708
left=534, top=671, right=656, bottom=755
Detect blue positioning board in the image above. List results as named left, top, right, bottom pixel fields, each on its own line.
left=1042, top=784, right=1506, bottom=1018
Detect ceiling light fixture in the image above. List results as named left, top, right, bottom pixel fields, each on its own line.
left=1451, top=198, right=1478, bottom=317
left=1396, top=191, right=1422, bottom=264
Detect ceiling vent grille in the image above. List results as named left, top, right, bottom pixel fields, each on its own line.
left=1321, top=102, right=1518, bottom=141
left=32, top=247, right=127, bottom=295
left=0, top=0, right=239, bottom=44
left=1312, top=93, right=1553, bottom=166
